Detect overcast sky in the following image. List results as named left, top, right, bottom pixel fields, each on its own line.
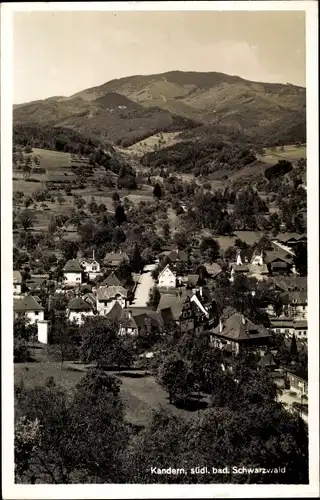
left=13, top=10, right=305, bottom=104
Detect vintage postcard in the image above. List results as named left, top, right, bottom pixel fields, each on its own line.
left=1, top=1, right=319, bottom=498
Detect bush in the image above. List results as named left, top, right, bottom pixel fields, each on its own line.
left=14, top=337, right=30, bottom=363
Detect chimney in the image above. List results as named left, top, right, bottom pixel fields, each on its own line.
left=241, top=316, right=246, bottom=325
left=93, top=249, right=95, bottom=260
left=128, top=309, right=132, bottom=319
left=199, top=286, right=203, bottom=297
left=219, top=319, right=223, bottom=333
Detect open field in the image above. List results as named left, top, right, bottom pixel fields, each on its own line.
left=27, top=148, right=73, bottom=170
left=257, top=144, right=306, bottom=165
left=203, top=231, right=265, bottom=251
left=127, top=131, right=183, bottom=156
left=15, top=360, right=206, bottom=427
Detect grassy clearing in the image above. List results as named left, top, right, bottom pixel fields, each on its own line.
left=210, top=231, right=265, bottom=251
left=28, top=148, right=73, bottom=171
left=14, top=360, right=204, bottom=427
left=127, top=131, right=182, bottom=156
left=257, top=144, right=306, bottom=165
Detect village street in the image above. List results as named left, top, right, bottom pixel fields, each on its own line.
left=131, top=263, right=157, bottom=308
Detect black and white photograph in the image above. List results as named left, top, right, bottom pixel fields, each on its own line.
left=1, top=1, right=319, bottom=498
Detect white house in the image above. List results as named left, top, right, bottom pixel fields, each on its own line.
left=14, top=295, right=44, bottom=324
left=63, top=259, right=83, bottom=287
left=158, top=264, right=176, bottom=289
left=66, top=296, right=94, bottom=325
left=96, top=285, right=128, bottom=316
left=79, top=251, right=102, bottom=281
left=13, top=270, right=23, bottom=295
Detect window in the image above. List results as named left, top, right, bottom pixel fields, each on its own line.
left=92, top=266, right=97, bottom=271
left=76, top=277, right=81, bottom=281
left=35, top=311, right=39, bottom=316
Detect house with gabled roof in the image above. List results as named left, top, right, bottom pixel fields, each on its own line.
left=158, top=264, right=176, bottom=289
left=103, top=251, right=129, bottom=269
left=264, top=250, right=293, bottom=275
left=79, top=250, right=102, bottom=281
left=96, top=285, right=128, bottom=316
left=14, top=295, right=44, bottom=324
left=101, top=271, right=125, bottom=287
left=63, top=259, right=83, bottom=286
left=276, top=233, right=307, bottom=250
left=157, top=287, right=210, bottom=334
left=210, top=313, right=271, bottom=354
left=13, top=270, right=23, bottom=295
left=66, top=296, right=94, bottom=325
left=105, top=303, right=162, bottom=336
left=230, top=248, right=269, bottom=282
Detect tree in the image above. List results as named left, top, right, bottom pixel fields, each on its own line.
left=163, top=222, right=170, bottom=241
left=14, top=336, right=30, bottom=363
left=79, top=316, right=133, bottom=371
left=147, top=286, right=161, bottom=310
left=19, top=210, right=34, bottom=231
left=156, top=354, right=194, bottom=405
left=114, top=204, right=127, bottom=226
left=200, top=237, right=220, bottom=262
left=56, top=192, right=65, bottom=206
left=130, top=243, right=143, bottom=273
left=290, top=334, right=298, bottom=356
left=112, top=192, right=120, bottom=206
left=15, top=370, right=130, bottom=483
left=15, top=416, right=41, bottom=482
left=47, top=317, right=81, bottom=369
left=293, top=243, right=307, bottom=276
left=74, top=195, right=86, bottom=210
left=59, top=240, right=79, bottom=261
left=153, top=182, right=162, bottom=200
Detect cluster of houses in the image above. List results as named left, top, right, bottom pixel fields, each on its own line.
left=13, top=235, right=308, bottom=408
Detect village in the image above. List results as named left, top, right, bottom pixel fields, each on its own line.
left=13, top=229, right=308, bottom=424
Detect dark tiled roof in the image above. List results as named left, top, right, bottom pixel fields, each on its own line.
left=204, top=263, right=222, bottom=277
left=68, top=297, right=92, bottom=311
left=288, top=291, right=307, bottom=304
left=106, top=301, right=124, bottom=322
left=104, top=252, right=129, bottom=265
left=102, top=271, right=123, bottom=287
left=258, top=354, right=276, bottom=367
left=14, top=295, right=44, bottom=312
left=272, top=277, right=307, bottom=292
left=232, top=264, right=250, bottom=272
left=212, top=313, right=271, bottom=342
left=158, top=307, right=175, bottom=325
left=167, top=249, right=188, bottom=262
left=277, top=233, right=307, bottom=244
left=265, top=251, right=292, bottom=265
left=185, top=274, right=199, bottom=286
left=63, top=259, right=83, bottom=273
left=294, top=320, right=308, bottom=329
left=157, top=293, right=187, bottom=320
left=96, top=285, right=128, bottom=301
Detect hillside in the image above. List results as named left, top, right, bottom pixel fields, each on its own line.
left=13, top=91, right=199, bottom=147
left=71, top=71, right=306, bottom=142
left=14, top=71, right=306, bottom=147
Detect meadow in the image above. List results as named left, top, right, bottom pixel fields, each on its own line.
left=257, top=144, right=306, bottom=165
left=15, top=356, right=205, bottom=427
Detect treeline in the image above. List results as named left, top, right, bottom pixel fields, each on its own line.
left=15, top=362, right=308, bottom=484
left=141, top=138, right=256, bottom=176
left=116, top=110, right=199, bottom=148
left=13, top=124, right=103, bottom=155
left=265, top=160, right=293, bottom=180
